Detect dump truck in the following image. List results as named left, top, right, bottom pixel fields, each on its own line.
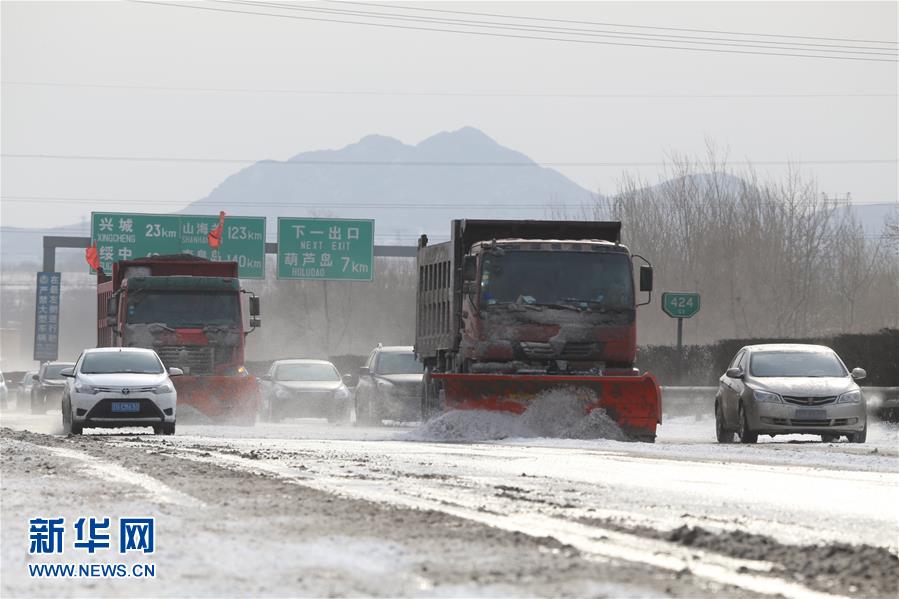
left=97, top=255, right=261, bottom=423
left=415, top=220, right=661, bottom=441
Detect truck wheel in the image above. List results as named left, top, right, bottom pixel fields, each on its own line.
left=715, top=402, right=734, bottom=443
left=420, top=369, right=441, bottom=421
left=738, top=403, right=758, bottom=444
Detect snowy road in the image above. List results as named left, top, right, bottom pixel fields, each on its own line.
left=2, top=410, right=897, bottom=598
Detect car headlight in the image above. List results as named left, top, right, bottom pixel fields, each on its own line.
left=837, top=390, right=862, bottom=404
left=152, top=382, right=175, bottom=394
left=74, top=381, right=99, bottom=395
left=753, top=389, right=782, bottom=403
left=376, top=379, right=395, bottom=393
left=275, top=386, right=291, bottom=398
left=334, top=386, right=350, bottom=400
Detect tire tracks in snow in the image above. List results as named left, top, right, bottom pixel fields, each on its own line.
left=9, top=439, right=204, bottom=508
left=165, top=444, right=846, bottom=599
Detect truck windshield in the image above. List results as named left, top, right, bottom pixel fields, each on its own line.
left=127, top=291, right=240, bottom=327
left=376, top=352, right=424, bottom=375
left=275, top=363, right=340, bottom=382
left=480, top=251, right=633, bottom=309
left=81, top=352, right=164, bottom=375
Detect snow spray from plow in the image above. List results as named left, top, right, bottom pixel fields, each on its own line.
left=410, top=387, right=633, bottom=442
left=432, top=372, right=662, bottom=442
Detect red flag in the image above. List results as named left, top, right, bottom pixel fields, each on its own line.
left=85, top=242, right=100, bottom=271
left=208, top=211, right=226, bottom=249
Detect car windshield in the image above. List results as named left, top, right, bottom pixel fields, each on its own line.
left=750, top=351, right=847, bottom=377
left=275, top=363, right=339, bottom=382
left=127, top=291, right=240, bottom=327
left=44, top=364, right=73, bottom=378
left=81, top=352, right=164, bottom=375
left=480, top=250, right=633, bottom=309
left=376, top=352, right=424, bottom=375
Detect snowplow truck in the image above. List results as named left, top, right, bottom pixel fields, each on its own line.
left=415, top=220, right=661, bottom=441
left=97, top=256, right=261, bottom=424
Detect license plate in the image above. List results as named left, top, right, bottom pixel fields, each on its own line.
left=794, top=408, right=827, bottom=420
left=111, top=401, right=140, bottom=413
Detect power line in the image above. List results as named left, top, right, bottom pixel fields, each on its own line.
left=128, top=1, right=898, bottom=63
left=1, top=196, right=895, bottom=210
left=3, top=153, right=896, bottom=167
left=329, top=1, right=899, bottom=46
left=4, top=81, right=894, bottom=99
left=217, top=0, right=898, bottom=56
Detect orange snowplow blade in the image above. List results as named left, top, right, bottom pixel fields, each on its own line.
left=173, top=375, right=260, bottom=424
left=432, top=372, right=662, bottom=440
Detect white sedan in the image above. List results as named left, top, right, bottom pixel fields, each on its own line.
left=61, top=347, right=182, bottom=435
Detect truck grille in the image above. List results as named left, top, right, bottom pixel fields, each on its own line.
left=519, top=341, right=601, bottom=360
left=156, top=346, right=214, bottom=375
left=782, top=395, right=837, bottom=406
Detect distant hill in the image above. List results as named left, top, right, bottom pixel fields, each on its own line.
left=185, top=126, right=594, bottom=243
left=2, top=127, right=894, bottom=268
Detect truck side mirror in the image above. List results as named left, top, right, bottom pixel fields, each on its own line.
left=462, top=281, right=478, bottom=296
left=250, top=317, right=261, bottom=328
left=462, top=255, right=477, bottom=281
left=249, top=296, right=260, bottom=317
left=639, top=266, right=653, bottom=292
left=107, top=297, right=117, bottom=317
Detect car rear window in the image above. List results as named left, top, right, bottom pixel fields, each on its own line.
left=750, top=351, right=846, bottom=378
left=43, top=364, right=74, bottom=378
left=376, top=352, right=424, bottom=375
left=81, top=352, right=164, bottom=375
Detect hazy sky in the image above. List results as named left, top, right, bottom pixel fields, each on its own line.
left=2, top=1, right=896, bottom=231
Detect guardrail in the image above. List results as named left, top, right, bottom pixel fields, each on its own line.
left=661, top=386, right=899, bottom=419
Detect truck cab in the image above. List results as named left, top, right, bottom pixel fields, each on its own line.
left=460, top=238, right=639, bottom=374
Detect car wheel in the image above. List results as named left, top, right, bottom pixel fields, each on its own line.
left=821, top=434, right=838, bottom=443
left=715, top=402, right=733, bottom=443
left=738, top=403, right=758, bottom=444
left=162, top=423, right=176, bottom=435
left=848, top=422, right=867, bottom=444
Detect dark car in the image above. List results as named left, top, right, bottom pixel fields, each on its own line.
left=715, top=344, right=867, bottom=444
left=31, top=362, right=76, bottom=414
left=260, top=359, right=352, bottom=423
left=354, top=345, right=424, bottom=425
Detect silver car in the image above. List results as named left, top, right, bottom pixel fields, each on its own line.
left=715, top=344, right=867, bottom=444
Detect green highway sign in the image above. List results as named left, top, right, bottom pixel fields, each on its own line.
left=662, top=292, right=701, bottom=319
left=277, top=218, right=374, bottom=281
left=91, top=212, right=266, bottom=278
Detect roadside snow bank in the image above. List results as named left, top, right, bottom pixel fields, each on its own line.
left=407, top=389, right=628, bottom=442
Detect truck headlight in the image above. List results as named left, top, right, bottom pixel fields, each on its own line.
left=152, top=382, right=175, bottom=394
left=753, top=389, right=782, bottom=403
left=74, top=381, right=99, bottom=395
left=837, top=390, right=862, bottom=404
left=334, top=386, right=350, bottom=400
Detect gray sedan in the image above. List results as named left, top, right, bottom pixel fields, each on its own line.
left=715, top=344, right=867, bottom=444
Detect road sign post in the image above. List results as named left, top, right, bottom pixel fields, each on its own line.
left=276, top=218, right=374, bottom=281
left=661, top=292, right=701, bottom=382
left=33, top=272, right=61, bottom=362
left=91, top=212, right=266, bottom=278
